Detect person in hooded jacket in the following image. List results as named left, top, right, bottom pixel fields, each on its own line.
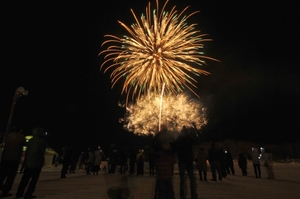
left=16, top=127, right=48, bottom=199
left=0, top=126, right=26, bottom=198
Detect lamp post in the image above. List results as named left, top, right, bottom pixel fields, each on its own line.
left=2, top=87, right=28, bottom=144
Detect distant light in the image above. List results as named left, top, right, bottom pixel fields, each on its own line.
left=25, top=135, right=33, bottom=140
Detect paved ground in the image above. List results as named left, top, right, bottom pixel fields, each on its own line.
left=2, top=161, right=300, bottom=199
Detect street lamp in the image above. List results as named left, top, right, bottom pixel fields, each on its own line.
left=2, top=87, right=28, bottom=144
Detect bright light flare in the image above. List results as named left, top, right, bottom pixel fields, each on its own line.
left=119, top=93, right=208, bottom=135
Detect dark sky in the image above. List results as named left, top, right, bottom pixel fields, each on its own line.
left=1, top=0, right=299, bottom=152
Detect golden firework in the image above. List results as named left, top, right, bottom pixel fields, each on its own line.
left=119, top=93, right=208, bottom=135
left=100, top=0, right=218, bottom=103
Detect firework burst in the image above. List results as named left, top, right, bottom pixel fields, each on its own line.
left=100, top=0, right=218, bottom=103
left=119, top=93, right=208, bottom=135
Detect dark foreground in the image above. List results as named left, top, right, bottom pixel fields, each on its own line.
left=3, top=161, right=300, bottom=199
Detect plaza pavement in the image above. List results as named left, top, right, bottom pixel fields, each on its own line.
left=3, top=161, right=300, bottom=199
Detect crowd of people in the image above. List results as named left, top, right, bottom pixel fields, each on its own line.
left=0, top=126, right=275, bottom=199
left=0, top=126, right=47, bottom=199
left=59, top=145, right=104, bottom=178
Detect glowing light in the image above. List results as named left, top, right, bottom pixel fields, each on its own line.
left=100, top=0, right=218, bottom=103
left=119, top=93, right=208, bottom=135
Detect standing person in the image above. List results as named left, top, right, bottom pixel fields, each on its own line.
left=154, top=150, right=176, bottom=199
left=263, top=149, right=275, bottom=179
left=77, top=151, right=85, bottom=170
left=154, top=147, right=176, bottom=199
left=136, top=150, right=145, bottom=176
left=224, top=149, right=235, bottom=175
left=148, top=149, right=155, bottom=176
left=108, top=149, right=118, bottom=174
left=208, top=143, right=222, bottom=181
left=251, top=148, right=261, bottom=178
left=176, top=127, right=198, bottom=199
left=69, top=147, right=79, bottom=174
left=92, top=147, right=101, bottom=175
left=152, top=129, right=176, bottom=199
left=0, top=126, right=26, bottom=198
left=85, top=147, right=94, bottom=175
left=218, top=148, right=227, bottom=178
left=195, top=148, right=208, bottom=181
left=129, top=149, right=136, bottom=175
left=60, top=144, right=72, bottom=178
left=118, top=150, right=127, bottom=174
left=16, top=127, right=48, bottom=199
left=238, top=152, right=247, bottom=176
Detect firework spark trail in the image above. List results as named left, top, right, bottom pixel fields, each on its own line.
left=158, top=83, right=165, bottom=132
left=100, top=0, right=218, bottom=104
left=120, top=93, right=208, bottom=135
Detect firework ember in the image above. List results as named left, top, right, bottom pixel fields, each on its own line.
left=119, top=93, right=207, bottom=135
left=100, top=0, right=218, bottom=103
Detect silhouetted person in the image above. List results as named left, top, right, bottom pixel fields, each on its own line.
left=152, top=127, right=175, bottom=154
left=238, top=152, right=247, bottom=176
left=195, top=148, right=208, bottom=181
left=86, top=147, right=94, bottom=175
left=77, top=151, right=85, bottom=170
left=208, top=143, right=222, bottom=181
left=136, top=150, right=145, bottom=176
left=251, top=148, right=261, bottom=178
left=129, top=149, right=136, bottom=175
left=69, top=147, right=79, bottom=174
left=219, top=148, right=227, bottom=178
left=92, top=147, right=101, bottom=175
left=148, top=149, right=155, bottom=176
left=224, top=149, right=235, bottom=175
left=263, top=149, right=274, bottom=179
left=154, top=149, right=176, bottom=199
left=60, top=144, right=73, bottom=178
left=176, top=127, right=198, bottom=199
left=0, top=126, right=26, bottom=198
left=118, top=150, right=127, bottom=174
left=16, top=127, right=48, bottom=199
left=153, top=129, right=176, bottom=199
left=108, top=149, right=118, bottom=174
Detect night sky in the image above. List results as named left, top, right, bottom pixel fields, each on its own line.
left=1, top=0, right=299, bottom=152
